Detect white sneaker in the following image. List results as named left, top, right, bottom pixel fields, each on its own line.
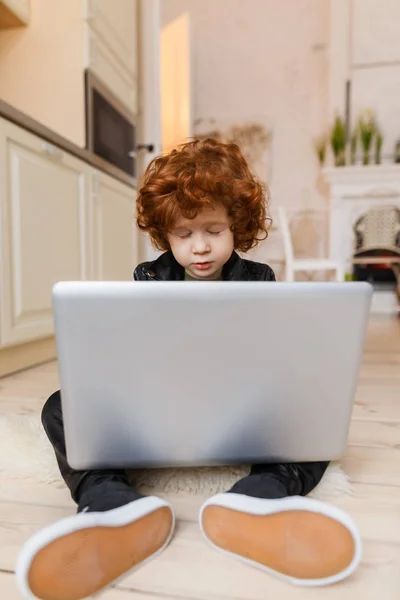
left=16, top=496, right=175, bottom=600
left=199, top=493, right=362, bottom=586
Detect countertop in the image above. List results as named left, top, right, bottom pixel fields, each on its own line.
left=0, top=98, right=136, bottom=188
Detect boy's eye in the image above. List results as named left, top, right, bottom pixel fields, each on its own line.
left=208, top=230, right=222, bottom=235
left=178, top=232, right=191, bottom=239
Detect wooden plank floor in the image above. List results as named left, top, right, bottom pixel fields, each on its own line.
left=0, top=315, right=399, bottom=599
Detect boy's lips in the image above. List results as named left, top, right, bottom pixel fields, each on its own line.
left=193, top=261, right=213, bottom=270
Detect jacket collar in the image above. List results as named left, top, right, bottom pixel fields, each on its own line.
left=150, top=251, right=185, bottom=280
left=150, top=250, right=251, bottom=281
left=222, top=251, right=253, bottom=281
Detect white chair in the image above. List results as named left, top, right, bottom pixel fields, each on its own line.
left=277, top=207, right=345, bottom=282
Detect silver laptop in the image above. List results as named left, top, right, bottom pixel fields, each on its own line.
left=52, top=281, right=372, bottom=470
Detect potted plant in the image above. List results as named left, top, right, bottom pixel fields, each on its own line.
left=314, top=134, right=327, bottom=166
left=350, top=128, right=358, bottom=165
left=330, top=116, right=346, bottom=166
left=375, top=128, right=383, bottom=164
left=359, top=110, right=376, bottom=165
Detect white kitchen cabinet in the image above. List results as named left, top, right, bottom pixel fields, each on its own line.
left=85, top=0, right=138, bottom=112
left=0, top=118, right=91, bottom=347
left=0, top=0, right=29, bottom=28
left=86, top=0, right=138, bottom=75
left=0, top=117, right=138, bottom=353
left=91, top=169, right=137, bottom=281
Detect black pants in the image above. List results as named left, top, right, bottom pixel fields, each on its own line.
left=42, top=390, right=329, bottom=504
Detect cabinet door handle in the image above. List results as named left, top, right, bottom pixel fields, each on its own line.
left=132, top=144, right=155, bottom=155
left=42, top=143, right=64, bottom=160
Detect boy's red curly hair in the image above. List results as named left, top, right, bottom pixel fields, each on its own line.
left=136, top=137, right=271, bottom=252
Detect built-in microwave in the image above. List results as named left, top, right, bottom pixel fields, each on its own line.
left=85, top=70, right=137, bottom=178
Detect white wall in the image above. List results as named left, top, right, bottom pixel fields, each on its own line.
left=328, top=0, right=400, bottom=161
left=160, top=11, right=191, bottom=153
left=0, top=0, right=85, bottom=146
left=160, top=0, right=400, bottom=267
left=161, top=0, right=331, bottom=264
left=350, top=0, right=400, bottom=161
left=162, top=0, right=329, bottom=207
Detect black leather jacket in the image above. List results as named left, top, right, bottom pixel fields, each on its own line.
left=133, top=250, right=276, bottom=282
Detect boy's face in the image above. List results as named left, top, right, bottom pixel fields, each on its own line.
left=168, top=205, right=234, bottom=280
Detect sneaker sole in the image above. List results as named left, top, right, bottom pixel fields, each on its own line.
left=199, top=494, right=362, bottom=586
left=16, top=496, right=174, bottom=600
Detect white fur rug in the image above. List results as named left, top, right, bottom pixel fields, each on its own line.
left=0, top=414, right=352, bottom=500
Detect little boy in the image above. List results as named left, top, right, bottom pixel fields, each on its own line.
left=16, top=138, right=361, bottom=600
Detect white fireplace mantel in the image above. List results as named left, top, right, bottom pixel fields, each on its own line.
left=323, top=165, right=400, bottom=274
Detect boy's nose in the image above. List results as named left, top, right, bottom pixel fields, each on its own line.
left=192, top=237, right=210, bottom=254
